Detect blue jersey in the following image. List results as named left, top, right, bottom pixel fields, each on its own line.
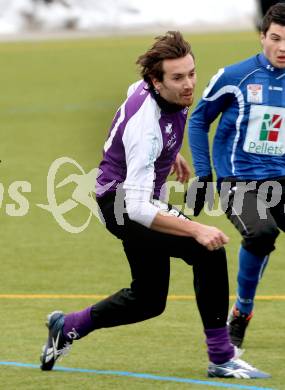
left=189, top=53, right=285, bottom=183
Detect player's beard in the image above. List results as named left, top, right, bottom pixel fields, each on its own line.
left=179, top=93, right=194, bottom=107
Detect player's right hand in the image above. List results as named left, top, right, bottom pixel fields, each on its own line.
left=192, top=223, right=229, bottom=251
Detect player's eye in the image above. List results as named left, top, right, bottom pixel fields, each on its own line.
left=271, top=35, right=280, bottom=41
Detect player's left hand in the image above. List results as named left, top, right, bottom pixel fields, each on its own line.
left=170, top=153, right=191, bottom=183
left=184, top=174, right=214, bottom=216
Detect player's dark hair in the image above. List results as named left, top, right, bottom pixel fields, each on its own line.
left=261, top=2, right=285, bottom=34
left=136, top=31, right=194, bottom=87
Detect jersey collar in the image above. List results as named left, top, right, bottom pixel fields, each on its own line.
left=257, top=53, right=285, bottom=76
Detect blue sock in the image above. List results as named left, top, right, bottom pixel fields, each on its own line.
left=235, top=246, right=269, bottom=315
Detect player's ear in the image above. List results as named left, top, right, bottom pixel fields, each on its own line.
left=151, top=77, right=161, bottom=92
left=260, top=32, right=265, bottom=47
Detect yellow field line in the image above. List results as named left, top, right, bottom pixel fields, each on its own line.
left=0, top=294, right=285, bottom=301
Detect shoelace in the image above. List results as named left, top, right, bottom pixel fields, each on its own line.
left=232, top=358, right=257, bottom=371
left=55, top=341, right=72, bottom=361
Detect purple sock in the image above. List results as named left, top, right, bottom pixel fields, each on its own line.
left=63, top=306, right=94, bottom=340
left=204, top=327, right=234, bottom=364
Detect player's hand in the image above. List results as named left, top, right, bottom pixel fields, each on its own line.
left=184, top=174, right=214, bottom=216
left=170, top=153, right=191, bottom=183
left=192, top=223, right=229, bottom=251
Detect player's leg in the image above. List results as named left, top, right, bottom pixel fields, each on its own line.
left=191, top=246, right=234, bottom=364
left=223, top=187, right=279, bottom=347
left=125, top=201, right=235, bottom=363
left=141, top=212, right=270, bottom=378
left=270, top=180, right=285, bottom=232
left=89, top=237, right=170, bottom=328
left=89, top=194, right=170, bottom=327
left=40, top=197, right=170, bottom=370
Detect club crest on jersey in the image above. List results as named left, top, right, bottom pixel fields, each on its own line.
left=247, top=84, right=263, bottom=104
left=165, top=123, right=173, bottom=134
left=260, top=113, right=282, bottom=142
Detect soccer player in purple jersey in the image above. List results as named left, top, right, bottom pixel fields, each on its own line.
left=40, top=31, right=269, bottom=379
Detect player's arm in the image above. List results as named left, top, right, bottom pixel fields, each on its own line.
left=170, top=152, right=191, bottom=183
left=188, top=68, right=229, bottom=177
left=150, top=212, right=229, bottom=251
left=186, top=68, right=232, bottom=216
left=122, top=112, right=228, bottom=251
left=124, top=185, right=229, bottom=251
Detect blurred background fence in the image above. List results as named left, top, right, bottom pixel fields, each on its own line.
left=0, top=0, right=259, bottom=37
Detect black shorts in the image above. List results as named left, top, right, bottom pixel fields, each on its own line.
left=96, top=191, right=200, bottom=263
left=220, top=179, right=285, bottom=256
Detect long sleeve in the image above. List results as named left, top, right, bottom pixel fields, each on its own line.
left=188, top=68, right=231, bottom=177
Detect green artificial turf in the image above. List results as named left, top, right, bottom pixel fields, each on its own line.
left=0, top=30, right=284, bottom=389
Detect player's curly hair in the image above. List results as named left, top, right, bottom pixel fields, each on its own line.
left=136, top=31, right=194, bottom=87
left=261, top=2, right=285, bottom=34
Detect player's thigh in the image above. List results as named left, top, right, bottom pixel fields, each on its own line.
left=226, top=190, right=279, bottom=255
left=124, top=216, right=210, bottom=266
left=271, top=201, right=285, bottom=232
left=226, top=190, right=277, bottom=237
left=122, top=228, right=171, bottom=289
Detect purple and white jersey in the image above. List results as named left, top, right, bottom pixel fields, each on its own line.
left=96, top=80, right=188, bottom=227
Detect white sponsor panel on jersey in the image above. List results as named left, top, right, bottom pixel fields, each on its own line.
left=243, top=105, right=285, bottom=156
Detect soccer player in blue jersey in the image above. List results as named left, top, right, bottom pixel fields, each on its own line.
left=40, top=31, right=269, bottom=378
left=188, top=3, right=285, bottom=349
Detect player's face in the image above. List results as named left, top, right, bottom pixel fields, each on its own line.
left=152, top=54, right=196, bottom=107
left=261, top=23, right=285, bottom=68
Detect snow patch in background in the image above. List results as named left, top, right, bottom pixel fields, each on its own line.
left=0, top=0, right=257, bottom=35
